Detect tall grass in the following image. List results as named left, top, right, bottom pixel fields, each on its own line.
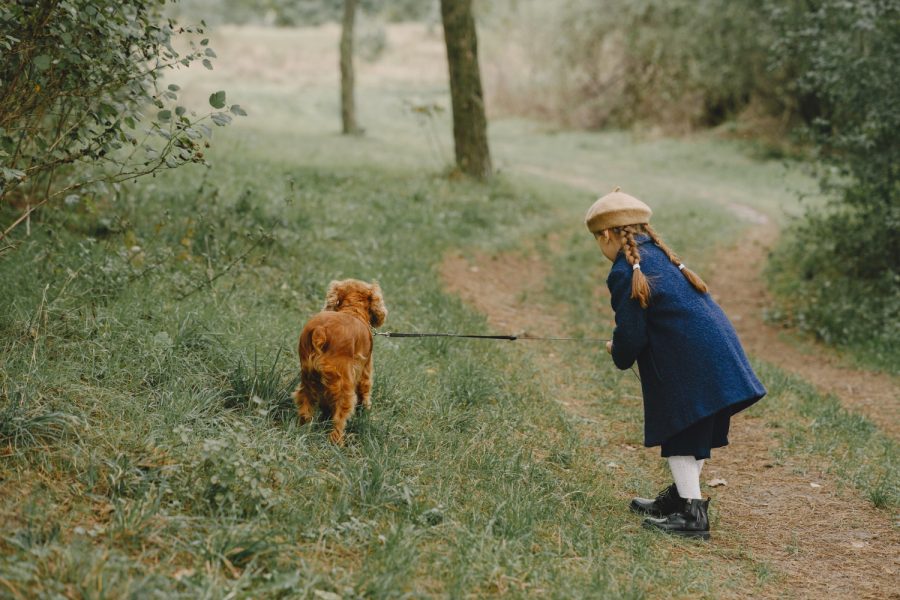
left=1, top=164, right=755, bottom=597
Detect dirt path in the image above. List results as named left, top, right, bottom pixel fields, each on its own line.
left=440, top=246, right=899, bottom=599
left=439, top=175, right=899, bottom=598
left=515, top=165, right=900, bottom=438
left=706, top=221, right=900, bottom=598
left=709, top=219, right=899, bottom=438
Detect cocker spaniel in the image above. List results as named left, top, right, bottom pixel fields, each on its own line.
left=292, top=279, right=387, bottom=444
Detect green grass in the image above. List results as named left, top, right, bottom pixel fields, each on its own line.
left=1, top=24, right=896, bottom=598
left=0, top=166, right=741, bottom=597
left=755, top=363, right=899, bottom=508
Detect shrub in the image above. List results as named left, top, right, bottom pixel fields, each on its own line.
left=768, top=0, right=900, bottom=371
left=482, top=0, right=787, bottom=131
left=0, top=0, right=244, bottom=239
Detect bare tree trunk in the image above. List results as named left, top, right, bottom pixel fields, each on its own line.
left=340, top=0, right=360, bottom=135
left=440, top=0, right=492, bottom=179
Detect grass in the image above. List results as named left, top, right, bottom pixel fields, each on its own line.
left=0, top=167, right=735, bottom=597
left=1, top=23, right=896, bottom=599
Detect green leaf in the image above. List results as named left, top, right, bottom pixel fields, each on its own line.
left=1, top=167, right=26, bottom=181
left=200, top=38, right=209, bottom=46
left=33, top=55, right=51, bottom=70
left=230, top=104, right=247, bottom=116
left=202, top=59, right=213, bottom=70
left=211, top=112, right=232, bottom=126
left=158, top=110, right=172, bottom=121
left=204, top=48, right=217, bottom=58
left=209, top=91, right=226, bottom=109
left=175, top=106, right=186, bottom=117
left=168, top=83, right=181, bottom=91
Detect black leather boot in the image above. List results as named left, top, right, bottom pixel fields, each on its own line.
left=642, top=498, right=710, bottom=540
left=630, top=483, right=681, bottom=518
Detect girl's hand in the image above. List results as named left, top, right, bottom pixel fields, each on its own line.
left=606, top=340, right=613, bottom=354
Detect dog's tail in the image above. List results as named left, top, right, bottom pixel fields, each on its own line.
left=310, top=326, right=328, bottom=353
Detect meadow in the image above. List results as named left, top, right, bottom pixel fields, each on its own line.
left=1, top=24, right=897, bottom=598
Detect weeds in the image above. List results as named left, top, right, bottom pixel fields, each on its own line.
left=223, top=347, right=298, bottom=419
left=0, top=389, right=78, bottom=450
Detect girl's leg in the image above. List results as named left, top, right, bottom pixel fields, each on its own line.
left=667, top=455, right=702, bottom=500
left=661, top=415, right=713, bottom=498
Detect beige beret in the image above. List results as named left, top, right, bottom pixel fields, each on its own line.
left=584, top=187, right=652, bottom=233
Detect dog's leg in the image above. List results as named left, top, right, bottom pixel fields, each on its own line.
left=328, top=375, right=356, bottom=446
left=292, top=382, right=315, bottom=426
left=357, top=354, right=373, bottom=410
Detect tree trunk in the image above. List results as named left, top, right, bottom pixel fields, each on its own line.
left=440, top=0, right=492, bottom=179
left=340, top=0, right=360, bottom=135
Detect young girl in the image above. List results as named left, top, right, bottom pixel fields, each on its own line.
left=585, top=188, right=766, bottom=540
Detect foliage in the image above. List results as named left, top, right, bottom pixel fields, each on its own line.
left=0, top=0, right=244, bottom=238
left=767, top=0, right=900, bottom=372
left=482, top=0, right=785, bottom=131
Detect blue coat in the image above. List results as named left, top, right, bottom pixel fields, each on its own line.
left=607, top=236, right=766, bottom=447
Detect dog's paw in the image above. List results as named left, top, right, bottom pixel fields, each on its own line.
left=329, top=429, right=346, bottom=445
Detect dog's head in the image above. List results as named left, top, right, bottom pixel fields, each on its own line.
left=324, top=279, right=387, bottom=328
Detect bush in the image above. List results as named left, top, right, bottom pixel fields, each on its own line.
left=482, top=0, right=788, bottom=131
left=0, top=0, right=243, bottom=239
left=768, top=0, right=900, bottom=371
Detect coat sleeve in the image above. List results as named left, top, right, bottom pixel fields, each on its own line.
left=607, top=267, right=648, bottom=370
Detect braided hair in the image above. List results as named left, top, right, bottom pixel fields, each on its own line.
left=612, top=224, right=708, bottom=308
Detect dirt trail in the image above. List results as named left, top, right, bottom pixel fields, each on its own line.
left=709, top=220, right=899, bottom=437
left=516, top=165, right=900, bottom=437
left=440, top=171, right=899, bottom=598
left=706, top=221, right=899, bottom=598
left=440, top=246, right=899, bottom=599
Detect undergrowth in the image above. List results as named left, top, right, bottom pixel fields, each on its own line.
left=0, top=165, right=737, bottom=597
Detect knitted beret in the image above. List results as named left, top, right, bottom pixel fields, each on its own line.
left=584, top=187, right=652, bottom=233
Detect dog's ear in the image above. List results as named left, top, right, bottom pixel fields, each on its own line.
left=323, top=280, right=345, bottom=311
left=368, top=282, right=387, bottom=328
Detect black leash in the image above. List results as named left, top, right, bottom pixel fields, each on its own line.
left=374, top=330, right=641, bottom=381
left=374, top=331, right=607, bottom=343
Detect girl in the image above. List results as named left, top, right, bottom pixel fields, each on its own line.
left=585, top=188, right=766, bottom=540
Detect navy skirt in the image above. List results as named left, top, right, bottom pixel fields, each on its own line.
left=660, top=409, right=731, bottom=460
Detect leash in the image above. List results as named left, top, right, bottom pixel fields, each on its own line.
left=374, top=330, right=642, bottom=382
left=374, top=331, right=608, bottom=343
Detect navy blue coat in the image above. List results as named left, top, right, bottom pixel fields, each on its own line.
left=607, top=236, right=766, bottom=447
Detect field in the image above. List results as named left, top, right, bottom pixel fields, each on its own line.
left=1, top=25, right=897, bottom=598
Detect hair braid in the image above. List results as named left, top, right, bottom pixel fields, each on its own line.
left=617, top=225, right=651, bottom=308
left=642, top=224, right=708, bottom=293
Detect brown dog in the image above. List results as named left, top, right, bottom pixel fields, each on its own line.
left=292, top=279, right=387, bottom=444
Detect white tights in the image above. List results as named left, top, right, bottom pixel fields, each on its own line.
left=667, top=456, right=705, bottom=500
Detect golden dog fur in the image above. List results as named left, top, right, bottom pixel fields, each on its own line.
left=292, top=279, right=387, bottom=444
